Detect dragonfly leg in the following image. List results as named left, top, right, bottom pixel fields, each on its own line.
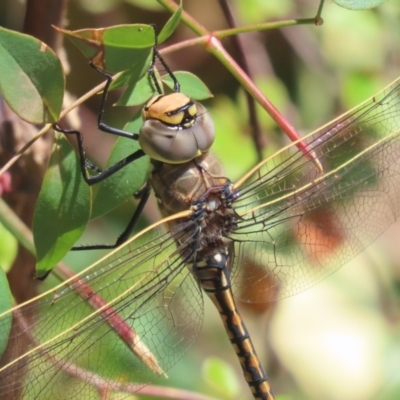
left=72, top=182, right=151, bottom=250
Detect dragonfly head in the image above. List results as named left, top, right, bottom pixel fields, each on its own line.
left=139, top=93, right=215, bottom=164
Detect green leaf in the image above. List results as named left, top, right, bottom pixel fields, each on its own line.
left=333, top=0, right=387, bottom=10
left=91, top=114, right=150, bottom=219
left=0, top=222, right=17, bottom=273
left=55, top=24, right=155, bottom=73
left=202, top=357, right=240, bottom=399
left=109, top=65, right=144, bottom=91
left=0, top=26, right=64, bottom=124
left=115, top=73, right=155, bottom=106
left=157, top=1, right=183, bottom=43
left=33, top=134, right=91, bottom=277
left=0, top=266, right=12, bottom=359
left=163, top=71, right=213, bottom=100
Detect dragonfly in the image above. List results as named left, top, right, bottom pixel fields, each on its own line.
left=1, top=64, right=400, bottom=399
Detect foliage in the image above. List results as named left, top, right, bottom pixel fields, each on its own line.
left=0, top=1, right=400, bottom=400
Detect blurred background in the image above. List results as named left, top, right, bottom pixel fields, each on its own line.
left=1, top=0, right=400, bottom=399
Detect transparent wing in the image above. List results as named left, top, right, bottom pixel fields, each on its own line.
left=231, top=78, right=400, bottom=302
left=0, top=217, right=203, bottom=400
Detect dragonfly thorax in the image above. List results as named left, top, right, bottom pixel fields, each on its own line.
left=139, top=93, right=215, bottom=164
left=151, top=151, right=239, bottom=263
left=150, top=152, right=230, bottom=217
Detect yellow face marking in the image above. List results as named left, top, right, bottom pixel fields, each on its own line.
left=142, top=93, right=196, bottom=126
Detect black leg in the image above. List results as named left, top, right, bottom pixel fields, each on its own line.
left=147, top=24, right=180, bottom=94
left=54, top=123, right=146, bottom=185
left=72, top=183, right=152, bottom=250
left=152, top=48, right=180, bottom=93
left=53, top=58, right=149, bottom=185
left=90, top=62, right=141, bottom=139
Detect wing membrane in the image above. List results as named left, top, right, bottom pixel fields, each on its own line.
left=231, top=78, right=400, bottom=302
left=0, top=216, right=203, bottom=400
